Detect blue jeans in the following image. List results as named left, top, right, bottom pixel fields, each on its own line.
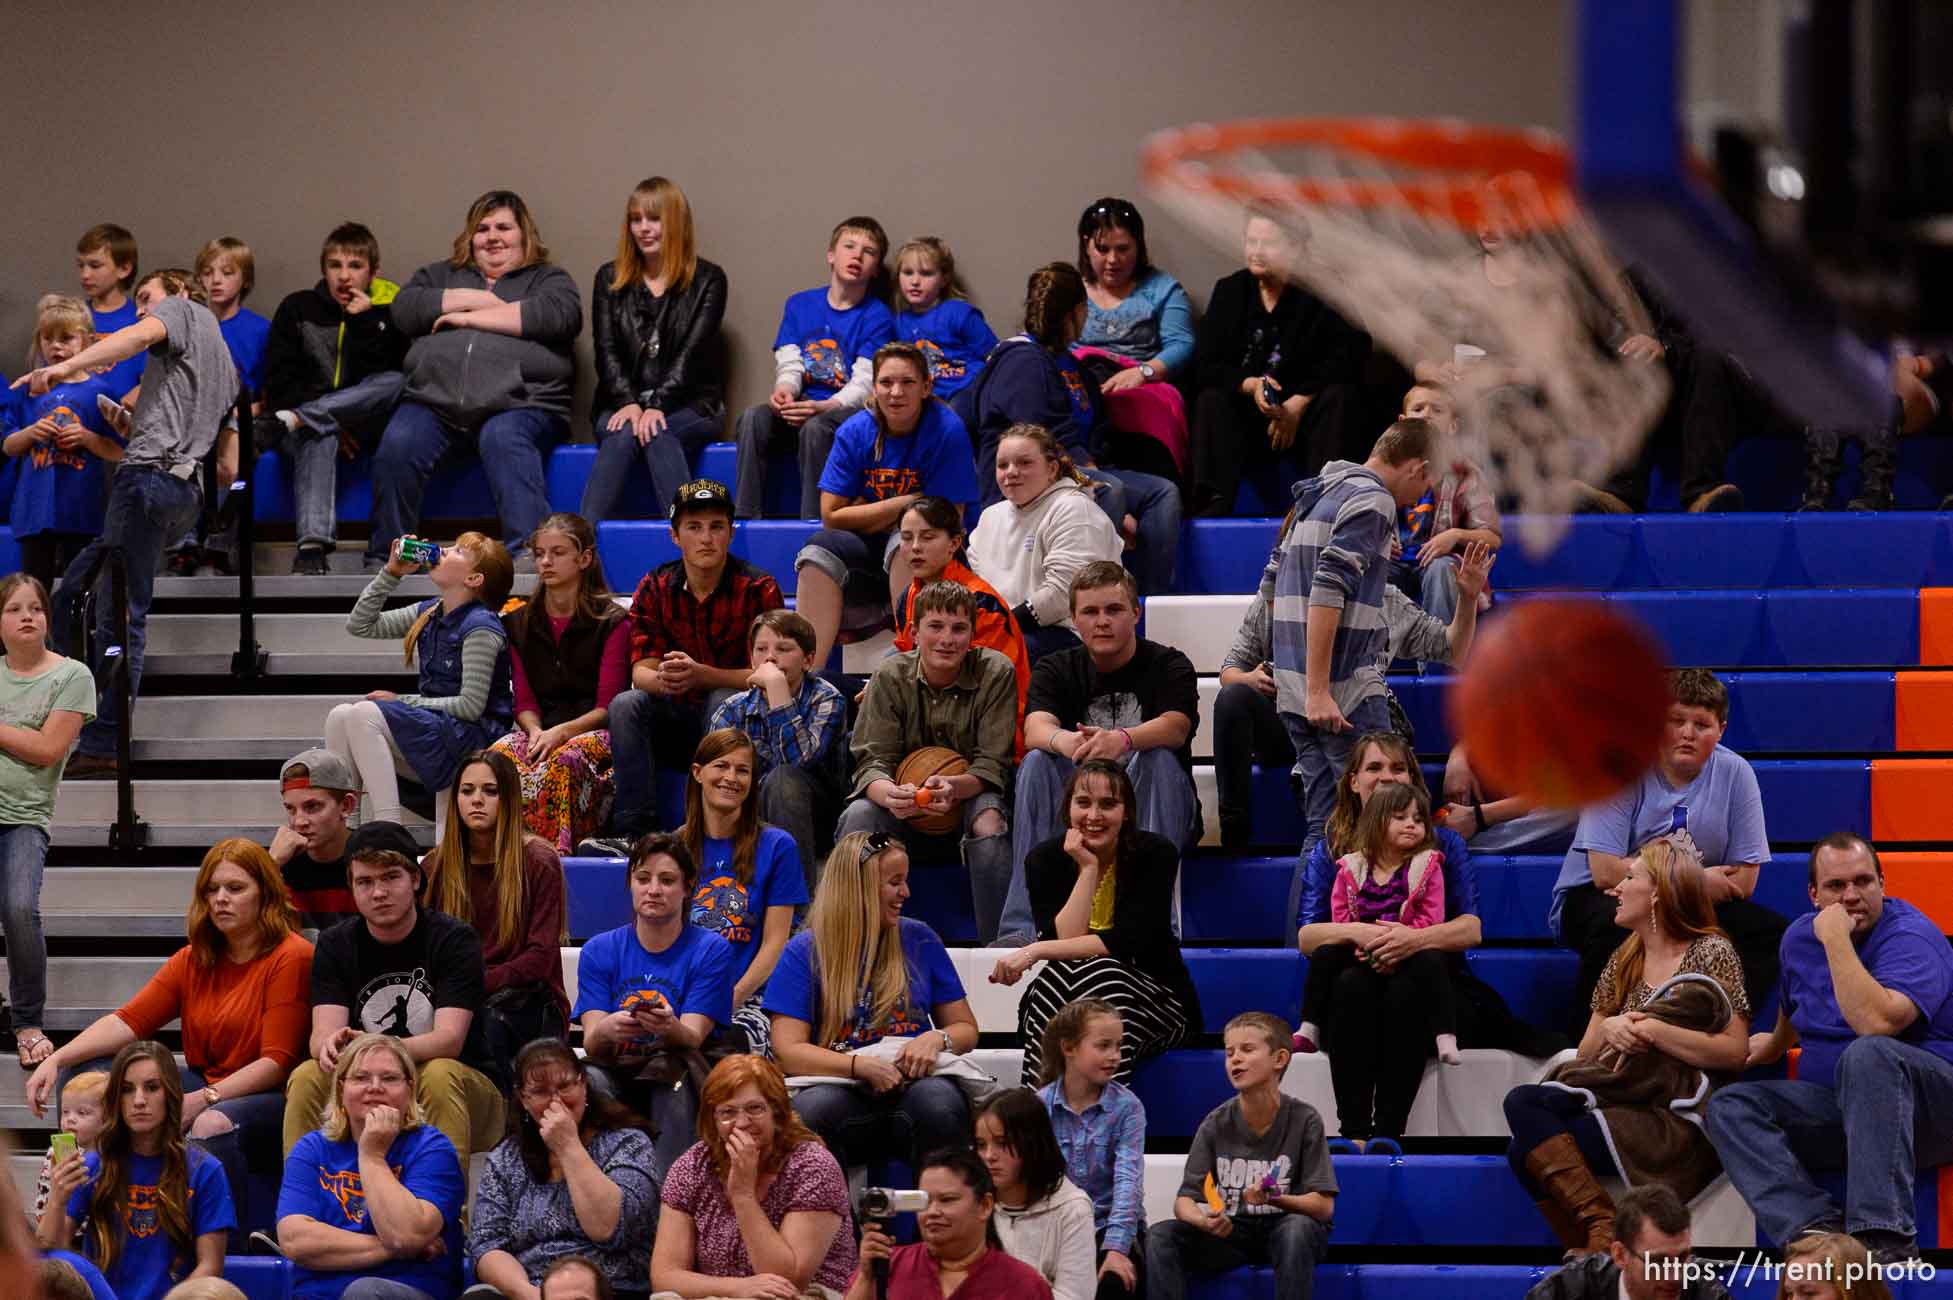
left=1391, top=553, right=1460, bottom=671
left=791, top=1074, right=971, bottom=1170
left=182, top=1066, right=287, bottom=1242
left=1704, top=1035, right=1953, bottom=1244
left=581, top=406, right=722, bottom=524
left=1283, top=694, right=1393, bottom=935
left=1145, top=1212, right=1328, bottom=1300
left=54, top=465, right=202, bottom=756
left=606, top=687, right=735, bottom=837
left=1002, top=747, right=1199, bottom=944
left=0, top=825, right=48, bottom=1029
left=1096, top=466, right=1182, bottom=594
left=286, top=371, right=406, bottom=549
left=341, top=1281, right=437, bottom=1300
left=366, top=402, right=567, bottom=562
left=733, top=403, right=850, bottom=519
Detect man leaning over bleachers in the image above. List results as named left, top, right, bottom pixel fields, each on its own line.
left=1705, top=830, right=1953, bottom=1266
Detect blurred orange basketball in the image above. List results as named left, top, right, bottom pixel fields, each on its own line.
left=897, top=746, right=970, bottom=835
left=1447, top=598, right=1669, bottom=808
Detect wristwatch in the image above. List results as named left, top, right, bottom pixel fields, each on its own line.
left=939, top=1029, right=955, bottom=1055
left=1139, top=361, right=1159, bottom=382
left=202, top=1086, right=221, bottom=1107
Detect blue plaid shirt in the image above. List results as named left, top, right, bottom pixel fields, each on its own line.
left=708, top=673, right=846, bottom=776
left=1040, top=1078, right=1147, bottom=1254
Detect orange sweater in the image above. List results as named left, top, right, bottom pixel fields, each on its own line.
left=894, top=558, right=1030, bottom=754
left=116, top=931, right=314, bottom=1082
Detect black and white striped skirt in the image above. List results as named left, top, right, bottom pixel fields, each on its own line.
left=1018, top=957, right=1190, bottom=1085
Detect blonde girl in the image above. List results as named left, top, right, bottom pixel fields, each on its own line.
left=892, top=236, right=997, bottom=400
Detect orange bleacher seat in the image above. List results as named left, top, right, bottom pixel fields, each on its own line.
left=1878, top=851, right=1953, bottom=932
left=1896, top=672, right=1953, bottom=749
left=1870, top=759, right=1953, bottom=841
left=1921, top=589, right=1953, bottom=666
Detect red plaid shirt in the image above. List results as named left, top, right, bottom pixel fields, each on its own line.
left=626, top=557, right=785, bottom=702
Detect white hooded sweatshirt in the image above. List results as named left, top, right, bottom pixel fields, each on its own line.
left=968, top=477, right=1124, bottom=633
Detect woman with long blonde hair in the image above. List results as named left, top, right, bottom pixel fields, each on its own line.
left=583, top=175, right=730, bottom=525
left=765, top=831, right=979, bottom=1171
left=650, top=1054, right=858, bottom=1298
left=422, top=749, right=570, bottom=1060
left=1503, top=836, right=1752, bottom=1261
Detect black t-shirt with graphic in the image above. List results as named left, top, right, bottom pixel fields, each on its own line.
left=311, top=907, right=492, bottom=1076
left=1026, top=636, right=1201, bottom=773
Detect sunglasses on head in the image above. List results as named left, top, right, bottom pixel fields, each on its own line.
left=1087, top=199, right=1140, bottom=223
left=860, top=831, right=897, bottom=864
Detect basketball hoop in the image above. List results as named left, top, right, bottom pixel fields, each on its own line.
left=1143, top=117, right=1670, bottom=552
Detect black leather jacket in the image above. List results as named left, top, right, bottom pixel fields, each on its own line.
left=589, top=256, right=727, bottom=421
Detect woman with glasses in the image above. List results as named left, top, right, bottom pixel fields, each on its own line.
left=469, top=1038, right=659, bottom=1300
left=764, top=830, right=980, bottom=1170
left=649, top=1055, right=857, bottom=1299
left=275, top=1033, right=467, bottom=1300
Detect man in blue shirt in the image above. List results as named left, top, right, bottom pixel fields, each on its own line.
left=1705, top=831, right=1953, bottom=1264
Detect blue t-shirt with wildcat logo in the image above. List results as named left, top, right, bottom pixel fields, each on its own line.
left=278, top=1125, right=465, bottom=1300
left=688, top=826, right=808, bottom=980
left=763, top=916, right=965, bottom=1049
left=774, top=287, right=896, bottom=402
left=66, top=1148, right=235, bottom=1300
left=10, top=373, right=124, bottom=537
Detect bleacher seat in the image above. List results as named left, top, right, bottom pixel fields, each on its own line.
left=223, top=1256, right=294, bottom=1300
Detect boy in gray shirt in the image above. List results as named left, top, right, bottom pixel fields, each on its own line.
left=1146, top=1011, right=1336, bottom=1300
left=14, top=268, right=235, bottom=773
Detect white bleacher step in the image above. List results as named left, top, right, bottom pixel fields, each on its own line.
left=41, top=867, right=194, bottom=938
left=131, top=695, right=337, bottom=762
left=50, top=780, right=432, bottom=848
left=157, top=571, right=538, bottom=602
left=147, top=613, right=420, bottom=676
left=10, top=1153, right=38, bottom=1205
left=0, top=956, right=167, bottom=1029
left=1144, top=595, right=1252, bottom=677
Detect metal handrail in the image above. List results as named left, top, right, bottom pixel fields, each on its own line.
left=229, top=389, right=266, bottom=679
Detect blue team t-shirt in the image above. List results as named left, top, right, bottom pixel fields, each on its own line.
left=689, top=826, right=809, bottom=980
left=1551, top=745, right=1771, bottom=940
left=218, top=307, right=272, bottom=394
left=774, top=287, right=896, bottom=401
left=279, top=1125, right=465, bottom=1300
left=896, top=299, right=998, bottom=399
left=1778, top=896, right=1953, bottom=1089
left=573, top=920, right=738, bottom=1056
left=66, top=1148, right=236, bottom=1300
left=763, top=916, right=965, bottom=1050
left=10, top=374, right=124, bottom=538
left=816, top=401, right=979, bottom=506
left=46, top=1251, right=116, bottom=1300
left=90, top=298, right=145, bottom=398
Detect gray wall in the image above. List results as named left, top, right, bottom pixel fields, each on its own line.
left=1, top=0, right=1568, bottom=423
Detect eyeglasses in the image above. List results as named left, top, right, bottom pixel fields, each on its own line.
left=713, top=1102, right=773, bottom=1125
left=347, top=1071, right=408, bottom=1089
left=520, top=1076, right=587, bottom=1103
left=860, top=831, right=896, bottom=864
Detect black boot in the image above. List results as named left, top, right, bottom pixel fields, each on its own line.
left=1800, top=428, right=1842, bottom=511
left=1847, top=425, right=1897, bottom=511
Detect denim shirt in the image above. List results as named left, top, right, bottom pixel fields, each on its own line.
left=1039, top=1078, right=1147, bottom=1254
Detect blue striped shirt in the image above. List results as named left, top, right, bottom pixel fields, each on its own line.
left=1271, top=461, right=1397, bottom=718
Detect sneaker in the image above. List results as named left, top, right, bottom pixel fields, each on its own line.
left=362, top=554, right=388, bottom=574
left=196, top=548, right=235, bottom=577
left=292, top=546, right=331, bottom=576
left=1686, top=483, right=1745, bottom=513
left=165, top=549, right=200, bottom=577
left=1855, top=1230, right=1921, bottom=1265
left=575, top=835, right=637, bottom=859
left=460, top=1286, right=504, bottom=1300
left=1292, top=1031, right=1319, bottom=1054
left=64, top=753, right=119, bottom=780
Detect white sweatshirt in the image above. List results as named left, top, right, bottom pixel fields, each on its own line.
left=968, top=478, right=1124, bottom=632
left=993, top=1177, right=1099, bottom=1300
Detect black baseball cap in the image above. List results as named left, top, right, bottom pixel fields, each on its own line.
left=346, top=820, right=423, bottom=865
left=669, top=478, right=734, bottom=522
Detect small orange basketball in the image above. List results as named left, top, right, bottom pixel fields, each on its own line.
left=897, top=746, right=970, bottom=836
left=1447, top=598, right=1669, bottom=809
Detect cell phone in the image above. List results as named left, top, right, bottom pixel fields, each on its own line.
left=95, top=394, right=127, bottom=424
left=397, top=537, right=441, bottom=566
left=51, top=408, right=76, bottom=429
left=1261, top=379, right=1279, bottom=406
left=49, top=1131, right=76, bottom=1164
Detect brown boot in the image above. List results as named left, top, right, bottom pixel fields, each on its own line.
left=1532, top=1197, right=1585, bottom=1255
left=1522, top=1133, right=1616, bottom=1255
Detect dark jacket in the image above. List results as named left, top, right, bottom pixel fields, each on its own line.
left=1194, top=269, right=1369, bottom=398
left=503, top=600, right=625, bottom=730
left=1525, top=1251, right=1729, bottom=1300
left=261, top=277, right=410, bottom=413
left=955, top=337, right=1105, bottom=499
left=590, top=257, right=728, bottom=422
left=391, top=259, right=582, bottom=428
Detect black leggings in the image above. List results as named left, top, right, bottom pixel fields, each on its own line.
left=1319, top=948, right=1459, bottom=1140
left=1503, top=1083, right=1619, bottom=1196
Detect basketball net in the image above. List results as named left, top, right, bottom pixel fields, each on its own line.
left=1142, top=118, right=1671, bottom=553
